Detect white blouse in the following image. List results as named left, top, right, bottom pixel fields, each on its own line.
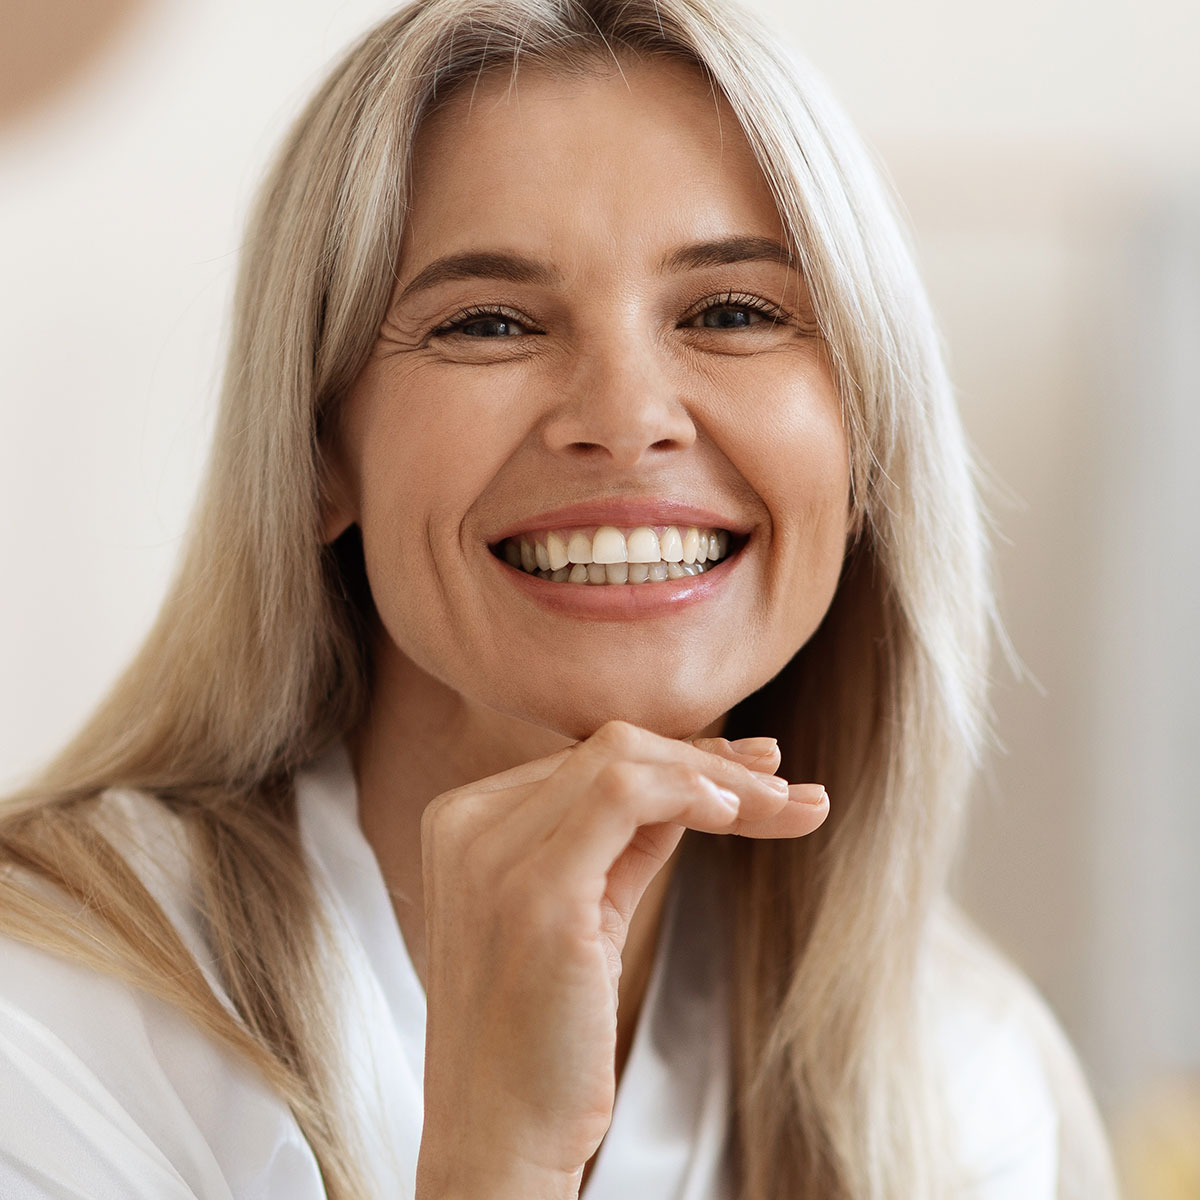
left=0, top=743, right=1058, bottom=1198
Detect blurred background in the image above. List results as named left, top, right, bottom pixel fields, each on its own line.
left=1, top=0, right=1196, bottom=1194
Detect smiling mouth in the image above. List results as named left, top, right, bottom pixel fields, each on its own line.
left=489, top=523, right=746, bottom=585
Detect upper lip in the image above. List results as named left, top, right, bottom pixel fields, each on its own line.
left=487, top=499, right=754, bottom=544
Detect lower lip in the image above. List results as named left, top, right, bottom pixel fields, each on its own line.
left=487, top=541, right=747, bottom=621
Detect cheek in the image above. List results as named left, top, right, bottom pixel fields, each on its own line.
left=724, top=353, right=850, bottom=633
left=724, top=351, right=849, bottom=529
left=352, top=363, right=517, bottom=549
left=346, top=374, right=502, bottom=675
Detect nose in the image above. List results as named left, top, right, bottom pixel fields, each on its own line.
left=539, top=334, right=697, bottom=469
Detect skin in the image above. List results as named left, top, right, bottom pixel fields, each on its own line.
left=323, top=54, right=851, bottom=1193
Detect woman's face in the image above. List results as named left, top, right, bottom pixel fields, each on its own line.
left=327, top=56, right=851, bottom=742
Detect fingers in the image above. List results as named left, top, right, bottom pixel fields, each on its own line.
left=691, top=735, right=828, bottom=837
left=538, top=756, right=827, bottom=889
left=722, top=783, right=828, bottom=839
left=569, top=721, right=813, bottom=819
left=692, top=735, right=781, bottom=773
left=425, top=722, right=829, bottom=893
left=537, top=759, right=747, bottom=888
left=469, top=731, right=781, bottom=799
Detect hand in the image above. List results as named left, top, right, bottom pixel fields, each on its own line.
left=414, top=720, right=827, bottom=1196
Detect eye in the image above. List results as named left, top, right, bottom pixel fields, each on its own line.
left=432, top=305, right=540, bottom=338
left=682, top=291, right=789, bottom=330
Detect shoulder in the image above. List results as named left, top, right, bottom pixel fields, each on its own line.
left=930, top=966, right=1059, bottom=1196
left=0, top=788, right=323, bottom=1200
left=927, top=904, right=1120, bottom=1200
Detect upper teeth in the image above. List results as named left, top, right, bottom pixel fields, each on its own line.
left=500, top=525, right=731, bottom=573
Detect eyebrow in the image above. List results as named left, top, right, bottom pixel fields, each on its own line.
left=661, top=234, right=793, bottom=273
left=393, top=234, right=794, bottom=306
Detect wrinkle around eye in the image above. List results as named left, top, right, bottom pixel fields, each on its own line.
left=369, top=310, right=436, bottom=359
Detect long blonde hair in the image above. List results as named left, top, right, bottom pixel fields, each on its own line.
left=0, top=2, right=1117, bottom=1197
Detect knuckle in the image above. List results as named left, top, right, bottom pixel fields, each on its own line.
left=420, top=791, right=472, bottom=854
left=667, top=762, right=706, bottom=790
left=591, top=719, right=640, bottom=752
left=593, top=761, right=640, bottom=808
left=731, top=759, right=760, bottom=787
left=419, top=795, right=447, bottom=845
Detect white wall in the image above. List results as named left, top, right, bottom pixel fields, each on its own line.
left=0, top=0, right=397, bottom=787
left=2, top=0, right=1197, bottom=1169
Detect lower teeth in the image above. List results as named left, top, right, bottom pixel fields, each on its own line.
left=526, top=560, right=715, bottom=585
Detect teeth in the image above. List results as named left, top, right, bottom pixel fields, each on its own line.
left=625, top=527, right=660, bottom=563
left=518, top=556, right=725, bottom=585
left=500, top=523, right=738, bottom=584
left=546, top=531, right=569, bottom=571
left=660, top=527, right=684, bottom=563
left=591, top=526, right=627, bottom=564
left=567, top=531, right=593, bottom=564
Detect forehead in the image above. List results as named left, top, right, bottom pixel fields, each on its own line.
left=401, top=55, right=786, bottom=270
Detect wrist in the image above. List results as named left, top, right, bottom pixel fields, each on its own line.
left=417, top=1144, right=581, bottom=1200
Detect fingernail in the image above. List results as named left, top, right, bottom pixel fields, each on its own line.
left=730, top=737, right=778, bottom=757
left=762, top=774, right=791, bottom=794
left=788, top=785, right=828, bottom=806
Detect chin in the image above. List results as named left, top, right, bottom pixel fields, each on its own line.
left=515, top=677, right=736, bottom=744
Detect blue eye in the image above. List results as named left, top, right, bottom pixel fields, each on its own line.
left=430, top=292, right=789, bottom=342
left=700, top=306, right=759, bottom=328
left=433, top=306, right=535, bottom=338
left=687, top=292, right=786, bottom=329
left=459, top=316, right=524, bottom=337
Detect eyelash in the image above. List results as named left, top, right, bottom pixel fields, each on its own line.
left=430, top=292, right=791, bottom=338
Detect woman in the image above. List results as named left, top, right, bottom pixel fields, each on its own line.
left=0, top=1, right=1118, bottom=1197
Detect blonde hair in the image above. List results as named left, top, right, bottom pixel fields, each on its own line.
left=0, top=1, right=1118, bottom=1197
